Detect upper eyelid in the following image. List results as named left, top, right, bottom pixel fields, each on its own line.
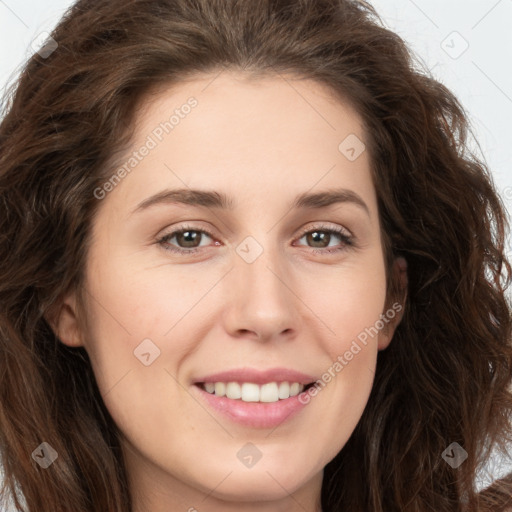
left=296, top=223, right=352, bottom=237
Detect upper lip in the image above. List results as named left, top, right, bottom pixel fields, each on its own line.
left=193, top=367, right=318, bottom=385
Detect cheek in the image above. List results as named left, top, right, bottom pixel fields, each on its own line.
left=78, top=260, right=175, bottom=403
left=328, top=277, right=387, bottom=349
left=305, top=254, right=386, bottom=423
left=311, top=254, right=387, bottom=351
left=80, top=255, right=224, bottom=431
left=83, top=255, right=204, bottom=352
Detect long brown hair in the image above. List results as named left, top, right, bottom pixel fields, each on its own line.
left=0, top=0, right=511, bottom=510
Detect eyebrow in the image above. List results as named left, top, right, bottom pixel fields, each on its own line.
left=131, top=187, right=370, bottom=216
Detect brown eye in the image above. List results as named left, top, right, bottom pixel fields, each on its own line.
left=173, top=230, right=204, bottom=248
left=304, top=230, right=334, bottom=248
left=295, top=225, right=353, bottom=254
left=157, top=226, right=217, bottom=254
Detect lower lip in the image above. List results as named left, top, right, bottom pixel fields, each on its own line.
left=193, top=385, right=311, bottom=429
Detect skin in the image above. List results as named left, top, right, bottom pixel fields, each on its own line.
left=51, top=71, right=407, bottom=512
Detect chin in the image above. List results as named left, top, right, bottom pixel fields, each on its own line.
left=204, top=472, right=306, bottom=502
left=198, top=457, right=318, bottom=501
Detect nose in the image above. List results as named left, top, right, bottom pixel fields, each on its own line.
left=222, top=243, right=301, bottom=342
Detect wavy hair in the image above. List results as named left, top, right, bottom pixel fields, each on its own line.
left=0, top=0, right=511, bottom=511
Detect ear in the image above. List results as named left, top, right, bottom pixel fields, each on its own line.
left=377, top=256, right=408, bottom=350
left=45, top=291, right=84, bottom=348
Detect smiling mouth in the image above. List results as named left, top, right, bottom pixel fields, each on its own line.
left=195, top=381, right=316, bottom=403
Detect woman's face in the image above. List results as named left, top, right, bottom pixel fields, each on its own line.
left=55, top=71, right=404, bottom=510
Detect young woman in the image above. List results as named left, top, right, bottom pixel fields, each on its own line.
left=0, top=0, right=511, bottom=511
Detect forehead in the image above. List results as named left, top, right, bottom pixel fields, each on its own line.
left=99, top=71, right=375, bottom=218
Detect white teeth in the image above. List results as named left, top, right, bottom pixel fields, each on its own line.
left=204, top=382, right=215, bottom=393
left=226, top=382, right=241, bottom=399
left=260, top=382, right=279, bottom=402
left=202, top=381, right=306, bottom=402
left=290, top=382, right=301, bottom=396
left=214, top=382, right=226, bottom=397
left=241, top=383, right=260, bottom=402
left=278, top=381, right=290, bottom=399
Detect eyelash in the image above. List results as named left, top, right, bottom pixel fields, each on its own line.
left=156, top=223, right=354, bottom=256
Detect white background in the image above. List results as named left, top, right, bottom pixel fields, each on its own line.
left=0, top=0, right=511, bottom=503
